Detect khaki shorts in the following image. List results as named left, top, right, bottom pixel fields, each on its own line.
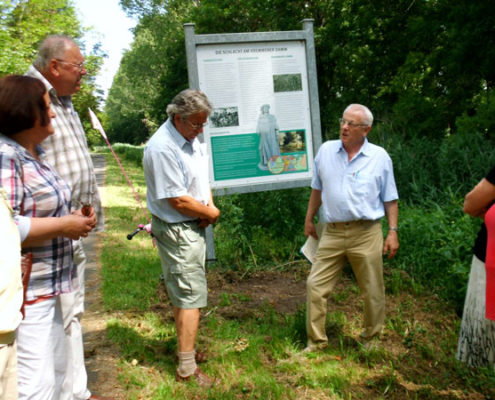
left=152, top=217, right=207, bottom=308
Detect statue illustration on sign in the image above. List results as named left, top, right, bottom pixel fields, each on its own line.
left=257, top=104, right=280, bottom=170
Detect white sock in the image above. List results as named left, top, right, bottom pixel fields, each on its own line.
left=177, top=350, right=197, bottom=377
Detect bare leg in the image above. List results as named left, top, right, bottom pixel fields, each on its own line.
left=174, top=307, right=200, bottom=352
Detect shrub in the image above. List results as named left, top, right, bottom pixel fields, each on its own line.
left=96, top=132, right=491, bottom=311
left=95, top=143, right=145, bottom=167
left=386, top=195, right=480, bottom=313
left=374, top=125, right=495, bottom=206
left=214, top=188, right=310, bottom=269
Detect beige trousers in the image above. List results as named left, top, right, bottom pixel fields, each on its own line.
left=306, top=220, right=384, bottom=346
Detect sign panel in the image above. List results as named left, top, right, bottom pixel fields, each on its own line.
left=196, top=40, right=314, bottom=190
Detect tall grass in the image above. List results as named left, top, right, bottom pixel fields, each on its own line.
left=94, top=147, right=495, bottom=399
left=375, top=128, right=495, bottom=311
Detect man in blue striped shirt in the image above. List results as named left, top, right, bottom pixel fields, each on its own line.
left=304, top=104, right=399, bottom=351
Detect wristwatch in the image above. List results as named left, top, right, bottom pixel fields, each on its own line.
left=389, top=227, right=398, bottom=232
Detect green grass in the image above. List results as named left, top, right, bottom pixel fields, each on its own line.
left=95, top=148, right=495, bottom=399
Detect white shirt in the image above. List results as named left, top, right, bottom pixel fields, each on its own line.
left=312, top=139, right=398, bottom=223
left=143, top=119, right=210, bottom=223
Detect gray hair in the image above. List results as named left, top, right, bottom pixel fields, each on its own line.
left=166, top=89, right=213, bottom=120
left=33, top=35, right=77, bottom=71
left=344, top=104, right=374, bottom=127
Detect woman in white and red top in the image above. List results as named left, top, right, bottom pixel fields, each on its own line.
left=0, top=75, right=96, bottom=400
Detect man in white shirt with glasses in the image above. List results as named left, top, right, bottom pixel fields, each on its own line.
left=304, top=104, right=399, bottom=351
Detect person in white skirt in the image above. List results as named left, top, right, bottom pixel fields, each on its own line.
left=457, top=165, right=495, bottom=368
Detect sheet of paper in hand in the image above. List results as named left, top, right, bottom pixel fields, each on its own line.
left=300, top=221, right=324, bottom=264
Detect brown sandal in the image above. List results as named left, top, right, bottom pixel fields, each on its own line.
left=175, top=367, right=219, bottom=388
left=194, top=350, right=208, bottom=363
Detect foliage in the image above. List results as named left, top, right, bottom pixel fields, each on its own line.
left=105, top=0, right=495, bottom=329
left=456, top=88, right=495, bottom=140
left=107, top=0, right=495, bottom=144
left=116, top=143, right=145, bottom=166
left=105, top=0, right=195, bottom=144
left=385, top=196, right=480, bottom=313
left=96, top=3, right=495, bottom=394
left=0, top=0, right=82, bottom=75
left=310, top=0, right=495, bottom=140
left=73, top=50, right=107, bottom=148
left=96, top=142, right=145, bottom=167
left=0, top=0, right=106, bottom=146
left=376, top=128, right=495, bottom=205
left=214, top=188, right=310, bottom=269
left=103, top=140, right=488, bottom=314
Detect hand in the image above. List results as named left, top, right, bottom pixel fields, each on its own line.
left=81, top=204, right=92, bottom=217
left=61, top=213, right=96, bottom=240
left=206, top=204, right=220, bottom=225
left=197, top=218, right=210, bottom=228
left=74, top=207, right=97, bottom=229
left=383, top=231, right=399, bottom=259
left=304, top=219, right=318, bottom=240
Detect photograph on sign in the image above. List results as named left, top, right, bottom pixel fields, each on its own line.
left=196, top=40, right=314, bottom=190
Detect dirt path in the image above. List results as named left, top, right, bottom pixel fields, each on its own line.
left=82, top=155, right=125, bottom=398
left=82, top=231, right=126, bottom=398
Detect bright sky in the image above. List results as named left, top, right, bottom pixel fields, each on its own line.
left=74, top=0, right=136, bottom=101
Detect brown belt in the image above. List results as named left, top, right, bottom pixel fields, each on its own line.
left=328, top=220, right=379, bottom=229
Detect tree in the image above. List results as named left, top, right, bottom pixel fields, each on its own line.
left=0, top=0, right=106, bottom=146
left=0, top=0, right=82, bottom=75
left=105, top=0, right=196, bottom=144
left=107, top=0, right=495, bottom=143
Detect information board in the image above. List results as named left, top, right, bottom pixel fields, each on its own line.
left=185, top=20, right=321, bottom=195
left=196, top=40, right=314, bottom=190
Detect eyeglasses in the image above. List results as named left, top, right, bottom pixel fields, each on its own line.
left=186, top=120, right=208, bottom=131
left=339, top=118, right=368, bottom=128
left=56, top=59, right=86, bottom=72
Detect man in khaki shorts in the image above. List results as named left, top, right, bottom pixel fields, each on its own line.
left=143, top=89, right=220, bottom=387
left=304, top=104, right=399, bottom=351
